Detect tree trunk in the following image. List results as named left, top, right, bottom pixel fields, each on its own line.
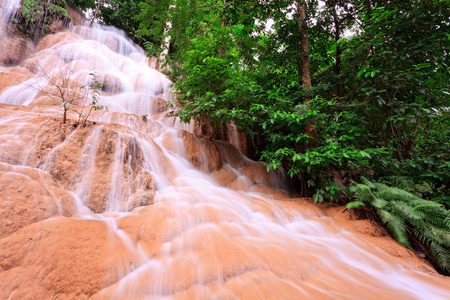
left=297, top=0, right=316, bottom=197
left=159, top=5, right=176, bottom=66
left=90, top=1, right=102, bottom=27
left=331, top=2, right=343, bottom=98
left=219, top=0, right=226, bottom=59
left=298, top=0, right=311, bottom=96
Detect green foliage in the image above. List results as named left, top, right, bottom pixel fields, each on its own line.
left=67, top=0, right=96, bottom=10
left=97, top=0, right=149, bottom=47
left=17, top=0, right=70, bottom=38
left=79, top=73, right=107, bottom=125
left=136, top=0, right=171, bottom=53
left=133, top=0, right=449, bottom=205
left=350, top=178, right=450, bottom=273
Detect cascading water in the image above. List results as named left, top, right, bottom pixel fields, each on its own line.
left=0, top=3, right=449, bottom=299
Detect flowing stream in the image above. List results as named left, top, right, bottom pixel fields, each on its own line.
left=0, top=1, right=449, bottom=299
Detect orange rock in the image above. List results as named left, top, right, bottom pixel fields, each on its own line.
left=0, top=31, right=34, bottom=66
left=180, top=130, right=223, bottom=172
left=0, top=68, right=34, bottom=93
left=0, top=162, right=75, bottom=239
left=0, top=217, right=138, bottom=299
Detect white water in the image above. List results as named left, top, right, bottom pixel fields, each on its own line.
left=0, top=3, right=449, bottom=299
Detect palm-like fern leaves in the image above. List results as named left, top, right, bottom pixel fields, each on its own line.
left=349, top=178, right=450, bottom=273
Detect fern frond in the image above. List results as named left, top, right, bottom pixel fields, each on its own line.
left=381, top=176, right=414, bottom=190
left=389, top=200, right=425, bottom=221
left=413, top=201, right=443, bottom=212
left=428, top=241, right=450, bottom=272
left=346, top=201, right=365, bottom=210
left=415, top=223, right=450, bottom=248
left=351, top=184, right=375, bottom=204
left=378, top=186, right=415, bottom=203
left=371, top=197, right=388, bottom=209
left=361, top=177, right=376, bottom=189
left=424, top=210, right=450, bottom=228
left=379, top=210, right=412, bottom=249
left=350, top=178, right=450, bottom=272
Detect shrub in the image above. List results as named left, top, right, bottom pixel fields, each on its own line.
left=348, top=178, right=450, bottom=274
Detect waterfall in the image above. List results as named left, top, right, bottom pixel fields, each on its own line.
left=0, top=6, right=449, bottom=299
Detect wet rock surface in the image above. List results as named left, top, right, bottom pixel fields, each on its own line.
left=0, top=12, right=449, bottom=300
left=0, top=29, right=34, bottom=66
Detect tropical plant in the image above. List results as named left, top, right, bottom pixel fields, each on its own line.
left=79, top=73, right=107, bottom=125
left=14, top=0, right=71, bottom=38
left=62, top=0, right=449, bottom=204
left=348, top=178, right=450, bottom=274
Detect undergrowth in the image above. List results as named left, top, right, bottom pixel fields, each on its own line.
left=348, top=178, right=450, bottom=275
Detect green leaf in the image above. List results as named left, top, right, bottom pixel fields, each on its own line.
left=346, top=201, right=365, bottom=210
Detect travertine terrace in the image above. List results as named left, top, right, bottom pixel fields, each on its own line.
left=0, top=0, right=449, bottom=299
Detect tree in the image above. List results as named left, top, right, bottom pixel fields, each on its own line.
left=28, top=62, right=106, bottom=124
left=298, top=0, right=311, bottom=92
left=29, top=63, right=87, bottom=124
left=90, top=0, right=104, bottom=26
left=132, top=0, right=449, bottom=203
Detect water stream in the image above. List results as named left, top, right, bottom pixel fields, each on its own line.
left=0, top=1, right=449, bottom=299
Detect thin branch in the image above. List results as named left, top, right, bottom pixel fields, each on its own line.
left=338, top=93, right=371, bottom=107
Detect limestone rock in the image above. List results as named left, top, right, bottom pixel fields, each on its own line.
left=0, top=162, right=75, bottom=239
left=0, top=67, right=34, bottom=93
left=180, top=130, right=223, bottom=172
left=0, top=218, right=138, bottom=299
left=0, top=31, right=34, bottom=66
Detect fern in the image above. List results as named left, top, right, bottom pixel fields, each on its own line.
left=429, top=241, right=450, bottom=271
left=381, top=176, right=414, bottom=191
left=389, top=200, right=425, bottom=221
left=349, top=178, right=450, bottom=273
left=346, top=201, right=365, bottom=209
left=379, top=209, right=412, bottom=249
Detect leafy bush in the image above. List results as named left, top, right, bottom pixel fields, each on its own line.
left=137, top=0, right=450, bottom=205
left=79, top=73, right=108, bottom=125
left=15, top=0, right=70, bottom=38
left=348, top=178, right=450, bottom=274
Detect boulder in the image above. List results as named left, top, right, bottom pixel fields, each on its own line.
left=29, top=122, right=156, bottom=213
left=180, top=130, right=223, bottom=172
left=0, top=31, right=34, bottom=66
left=0, top=162, right=76, bottom=239
left=0, top=218, right=138, bottom=299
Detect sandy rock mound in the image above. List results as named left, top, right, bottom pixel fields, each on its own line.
left=175, top=130, right=223, bottom=172
left=208, top=140, right=288, bottom=193
left=320, top=203, right=438, bottom=274
left=0, top=30, right=34, bottom=66
left=36, top=31, right=82, bottom=52
left=0, top=162, right=76, bottom=239
left=163, top=131, right=287, bottom=193
left=0, top=67, right=34, bottom=93
left=27, top=121, right=156, bottom=213
left=0, top=217, right=139, bottom=300
left=0, top=112, right=51, bottom=166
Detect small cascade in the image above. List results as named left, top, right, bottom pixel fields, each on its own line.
left=0, top=8, right=449, bottom=300
left=0, top=0, right=21, bottom=26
